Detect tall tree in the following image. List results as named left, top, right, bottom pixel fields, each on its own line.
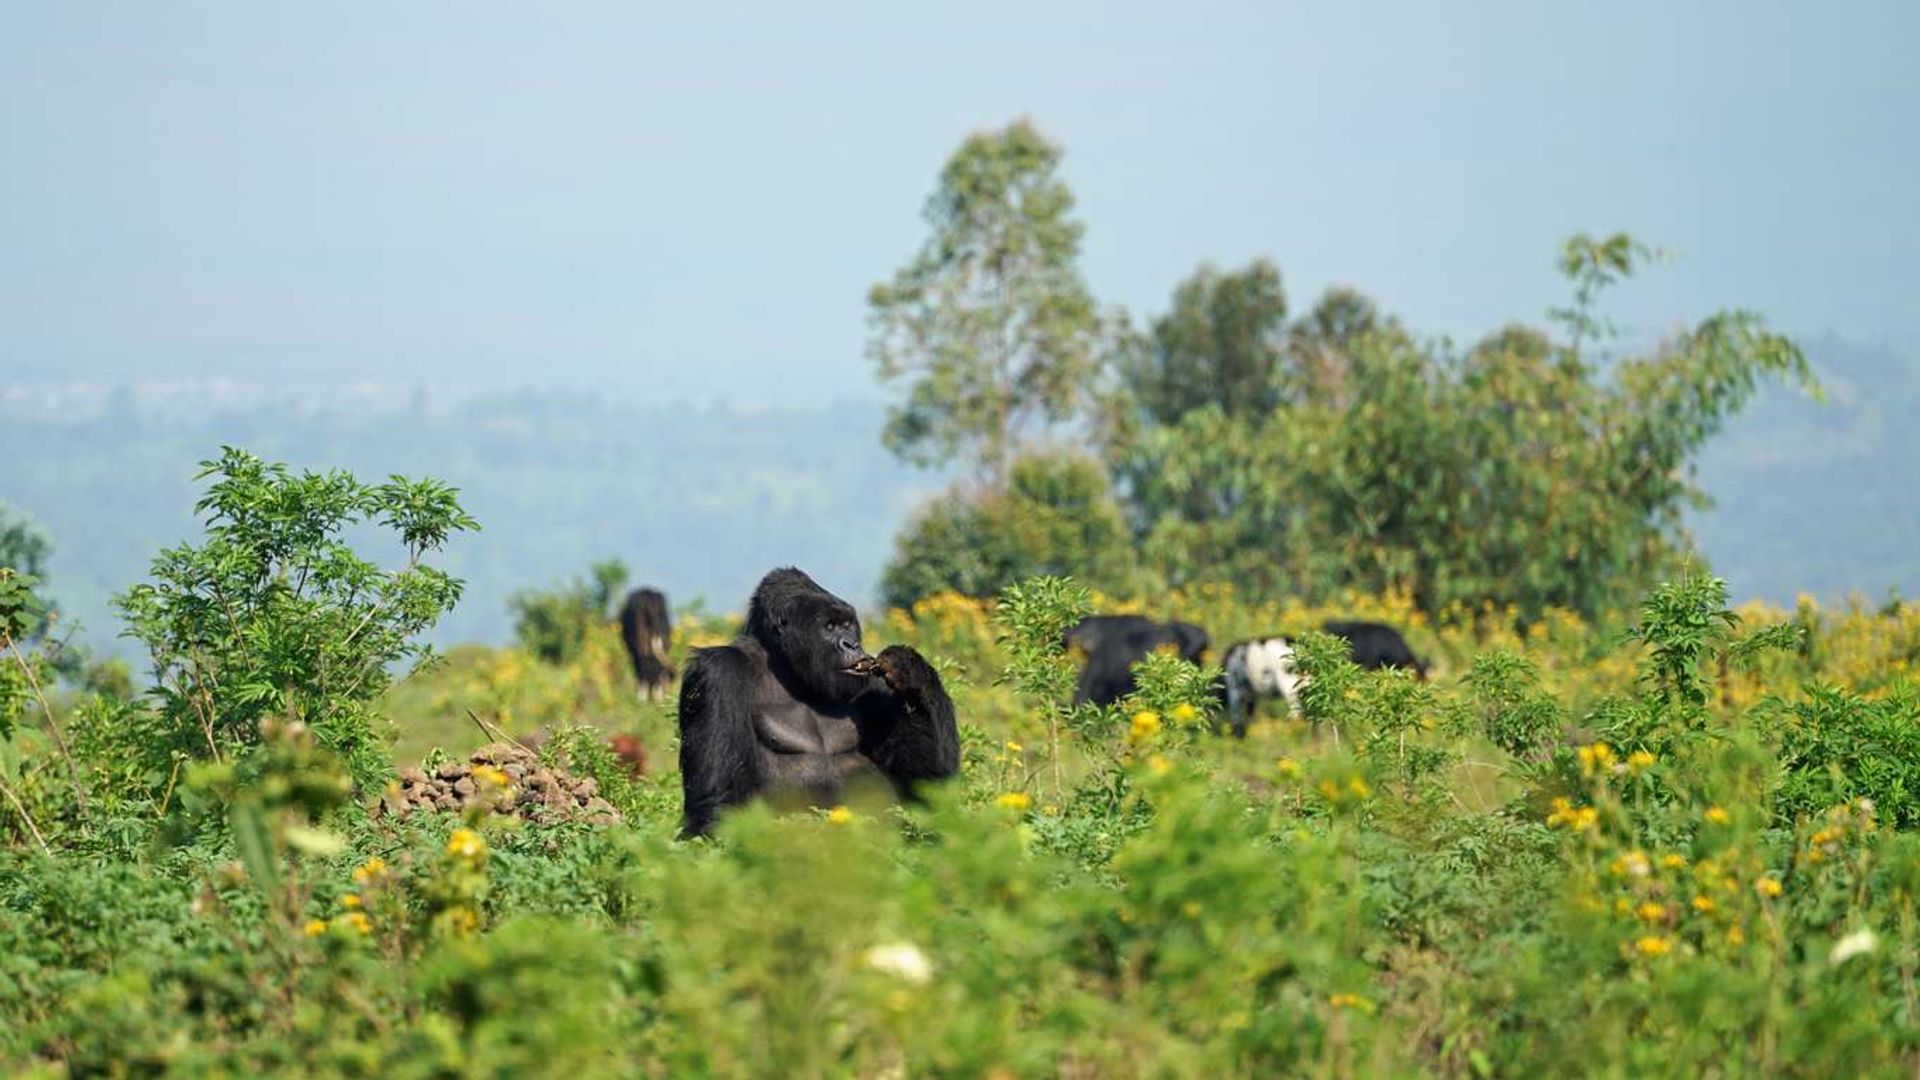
left=867, top=119, right=1103, bottom=485
left=1124, top=259, right=1289, bottom=425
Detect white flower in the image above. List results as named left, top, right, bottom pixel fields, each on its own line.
left=863, top=942, right=933, bottom=985
left=1830, top=928, right=1877, bottom=966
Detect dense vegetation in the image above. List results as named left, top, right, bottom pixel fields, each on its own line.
left=4, top=445, right=1920, bottom=1074
left=866, top=126, right=1815, bottom=622
left=3, top=120, right=1917, bottom=1076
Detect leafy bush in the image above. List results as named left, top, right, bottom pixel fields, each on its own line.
left=507, top=558, right=629, bottom=665
left=1108, top=236, right=1815, bottom=623
left=6, top=450, right=1920, bottom=1076
left=117, top=447, right=476, bottom=786
left=880, top=451, right=1136, bottom=609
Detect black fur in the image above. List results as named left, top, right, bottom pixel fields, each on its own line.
left=1320, top=619, right=1427, bottom=677
left=1067, top=614, right=1212, bottom=707
left=618, top=587, right=676, bottom=700
left=677, top=568, right=959, bottom=837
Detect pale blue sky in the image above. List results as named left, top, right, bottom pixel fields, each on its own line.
left=6, top=1, right=1916, bottom=404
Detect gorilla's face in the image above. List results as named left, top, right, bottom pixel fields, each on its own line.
left=746, top=568, right=874, bottom=703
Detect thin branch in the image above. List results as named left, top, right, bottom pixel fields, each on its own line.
left=5, top=634, right=89, bottom=815
left=465, top=709, right=513, bottom=745
left=0, top=770, right=50, bottom=855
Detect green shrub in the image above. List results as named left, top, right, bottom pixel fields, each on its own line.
left=881, top=452, right=1135, bottom=609
left=117, top=447, right=476, bottom=787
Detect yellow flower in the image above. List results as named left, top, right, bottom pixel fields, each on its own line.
left=1702, top=806, right=1731, bottom=825
left=1726, top=925, right=1746, bottom=946
left=825, top=806, right=854, bottom=825
left=1146, top=754, right=1172, bottom=777
left=1690, top=895, right=1716, bottom=914
left=471, top=765, right=510, bottom=790
left=1626, top=749, right=1656, bottom=774
left=1755, top=877, right=1783, bottom=898
left=1328, top=992, right=1374, bottom=1013
left=1004, top=741, right=1023, bottom=754
left=304, top=919, right=329, bottom=937
left=1275, top=757, right=1302, bottom=780
left=1577, top=742, right=1616, bottom=776
left=340, top=893, right=362, bottom=910
left=1634, top=935, right=1674, bottom=958
left=1347, top=777, right=1372, bottom=800
left=335, top=911, right=373, bottom=936
left=445, top=828, right=486, bottom=859
left=1169, top=703, right=1199, bottom=726
left=995, top=791, right=1032, bottom=812
left=1636, top=901, right=1666, bottom=923
left=351, top=857, right=388, bottom=885
left=1546, top=798, right=1597, bottom=831
left=1659, top=853, right=1689, bottom=870
left=1128, top=711, right=1162, bottom=742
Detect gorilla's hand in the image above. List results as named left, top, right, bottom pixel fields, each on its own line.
left=875, top=645, right=939, bottom=696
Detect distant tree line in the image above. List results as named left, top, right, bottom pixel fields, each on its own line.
left=871, top=120, right=1814, bottom=622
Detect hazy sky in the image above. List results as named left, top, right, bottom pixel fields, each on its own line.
left=6, top=2, right=1916, bottom=405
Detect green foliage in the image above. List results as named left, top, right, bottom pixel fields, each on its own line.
left=1115, top=238, right=1815, bottom=621
left=0, top=502, right=51, bottom=581
left=5, top=565, right=1920, bottom=1075
left=868, top=118, right=1106, bottom=483
left=1461, top=649, right=1564, bottom=760
left=1120, top=258, right=1289, bottom=424
left=880, top=452, right=1135, bottom=609
left=117, top=448, right=477, bottom=787
left=1771, top=683, right=1920, bottom=830
left=508, top=557, right=629, bottom=665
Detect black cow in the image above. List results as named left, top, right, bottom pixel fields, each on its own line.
left=1066, top=614, right=1211, bottom=707
left=619, top=587, right=676, bottom=702
left=1320, top=620, right=1427, bottom=678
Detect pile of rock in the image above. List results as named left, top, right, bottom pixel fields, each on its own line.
left=374, top=741, right=621, bottom=825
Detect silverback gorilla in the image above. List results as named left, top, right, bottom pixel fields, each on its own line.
left=618, top=587, right=675, bottom=702
left=676, top=568, right=960, bottom=838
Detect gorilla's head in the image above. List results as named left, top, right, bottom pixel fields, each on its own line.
left=746, top=567, right=873, bottom=703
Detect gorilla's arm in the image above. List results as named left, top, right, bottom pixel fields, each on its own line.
left=858, top=645, right=960, bottom=784
left=677, top=646, right=766, bottom=837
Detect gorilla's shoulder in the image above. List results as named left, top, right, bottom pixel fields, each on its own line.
left=684, top=639, right=766, bottom=679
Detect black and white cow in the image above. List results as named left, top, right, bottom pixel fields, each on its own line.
left=1220, top=636, right=1306, bottom=737
left=1219, top=620, right=1426, bottom=735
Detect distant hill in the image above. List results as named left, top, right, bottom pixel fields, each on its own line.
left=1688, top=334, right=1920, bottom=607
left=0, top=388, right=945, bottom=658
left=4, top=334, right=1915, bottom=660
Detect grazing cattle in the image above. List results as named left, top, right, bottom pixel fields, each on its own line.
left=1220, top=636, right=1304, bottom=736
left=1067, top=614, right=1211, bottom=707
left=618, top=587, right=676, bottom=702
left=1321, top=620, right=1428, bottom=679
left=1218, top=620, right=1427, bottom=735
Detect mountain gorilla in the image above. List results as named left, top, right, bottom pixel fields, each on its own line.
left=676, top=568, right=960, bottom=837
